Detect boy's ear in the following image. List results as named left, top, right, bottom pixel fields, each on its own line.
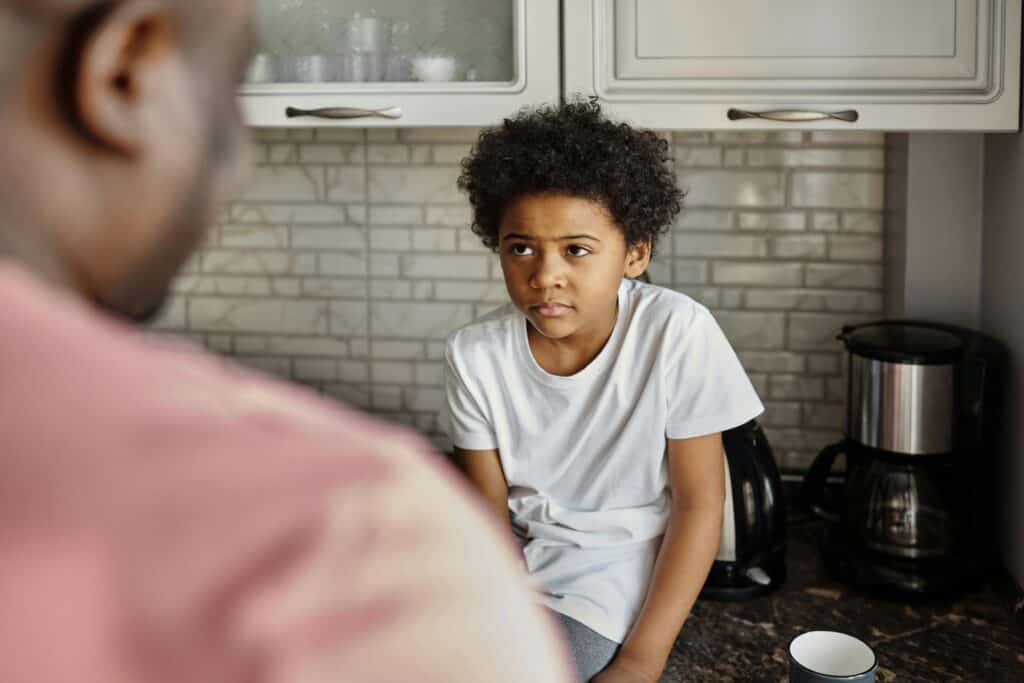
left=624, top=240, right=652, bottom=279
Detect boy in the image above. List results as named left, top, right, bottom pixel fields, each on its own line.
left=444, top=101, right=764, bottom=682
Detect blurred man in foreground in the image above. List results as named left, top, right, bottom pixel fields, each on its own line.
left=0, top=2, right=572, bottom=682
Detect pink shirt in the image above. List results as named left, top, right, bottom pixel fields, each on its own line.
left=0, top=263, right=572, bottom=683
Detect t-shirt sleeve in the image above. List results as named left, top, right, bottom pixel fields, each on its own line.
left=665, top=307, right=764, bottom=440
left=441, top=335, right=498, bottom=451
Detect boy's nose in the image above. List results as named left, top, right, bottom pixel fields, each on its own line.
left=528, top=255, right=567, bottom=289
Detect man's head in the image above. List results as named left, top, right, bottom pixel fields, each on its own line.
left=0, top=1, right=254, bottom=321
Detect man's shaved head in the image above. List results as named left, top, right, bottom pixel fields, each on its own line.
left=0, top=0, right=253, bottom=320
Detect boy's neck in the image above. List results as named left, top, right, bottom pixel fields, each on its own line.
left=527, top=300, right=619, bottom=377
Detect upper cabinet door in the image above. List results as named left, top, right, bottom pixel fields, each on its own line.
left=242, top=0, right=558, bottom=127
left=564, top=0, right=1021, bottom=130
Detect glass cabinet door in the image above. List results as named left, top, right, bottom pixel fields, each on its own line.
left=240, top=0, right=557, bottom=126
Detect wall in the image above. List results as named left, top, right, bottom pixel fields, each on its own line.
left=152, top=127, right=886, bottom=470
left=981, top=131, right=1024, bottom=587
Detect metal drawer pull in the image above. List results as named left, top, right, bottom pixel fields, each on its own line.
left=285, top=106, right=403, bottom=120
left=727, top=108, right=859, bottom=123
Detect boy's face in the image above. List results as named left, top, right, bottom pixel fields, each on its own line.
left=498, top=193, right=650, bottom=344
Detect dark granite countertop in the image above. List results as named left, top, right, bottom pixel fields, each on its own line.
left=660, top=514, right=1024, bottom=682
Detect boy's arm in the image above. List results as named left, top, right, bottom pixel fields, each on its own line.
left=596, top=433, right=726, bottom=682
left=453, top=447, right=510, bottom=525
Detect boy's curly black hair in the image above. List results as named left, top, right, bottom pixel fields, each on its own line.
left=457, top=99, right=684, bottom=255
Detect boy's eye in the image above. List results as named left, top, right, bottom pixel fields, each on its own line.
left=567, top=245, right=592, bottom=257
left=509, top=244, right=534, bottom=256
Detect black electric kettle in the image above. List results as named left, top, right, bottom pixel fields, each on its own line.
left=701, top=420, right=787, bottom=601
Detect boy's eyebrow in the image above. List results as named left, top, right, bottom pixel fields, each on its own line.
left=502, top=233, right=602, bottom=242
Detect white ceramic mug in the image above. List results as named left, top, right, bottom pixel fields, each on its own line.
left=788, top=631, right=877, bottom=683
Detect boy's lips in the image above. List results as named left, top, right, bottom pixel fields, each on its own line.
left=531, top=302, right=573, bottom=317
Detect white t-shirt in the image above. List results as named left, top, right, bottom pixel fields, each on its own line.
left=442, top=279, right=764, bottom=642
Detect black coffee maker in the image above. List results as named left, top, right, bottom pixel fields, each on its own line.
left=801, top=320, right=1004, bottom=597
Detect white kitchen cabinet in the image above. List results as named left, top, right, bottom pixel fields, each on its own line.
left=241, top=0, right=558, bottom=127
left=564, top=0, right=1021, bottom=131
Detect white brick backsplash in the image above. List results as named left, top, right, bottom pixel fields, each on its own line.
left=371, top=302, right=474, bottom=339
left=219, top=224, right=289, bottom=248
left=370, top=253, right=400, bottom=277
left=674, top=146, right=723, bottom=167
left=804, top=403, right=846, bottom=429
left=399, top=128, right=481, bottom=144
left=330, top=301, right=370, bottom=336
left=770, top=235, right=827, bottom=259
left=299, top=144, right=356, bottom=164
left=749, top=148, right=884, bottom=170
left=809, top=131, right=885, bottom=146
left=790, top=313, right=874, bottom=351
left=369, top=167, right=462, bottom=204
left=713, top=262, right=803, bottom=286
left=189, top=298, right=329, bottom=335
left=426, top=206, right=473, bottom=226
left=770, top=375, right=825, bottom=400
left=237, top=166, right=322, bottom=202
left=738, top=212, right=806, bottom=232
left=683, top=171, right=785, bottom=208
left=676, top=210, right=733, bottom=231
left=294, top=358, right=338, bottom=382
left=235, top=355, right=291, bottom=379
left=202, top=250, right=316, bottom=276
left=415, top=362, right=444, bottom=385
left=370, top=228, right=413, bottom=251
left=675, top=234, right=768, bottom=258
left=372, top=341, right=426, bottom=359
left=339, top=361, right=370, bottom=383
left=405, top=387, right=445, bottom=413
left=325, top=166, right=367, bottom=202
left=828, top=235, right=884, bottom=262
left=673, top=260, right=709, bottom=284
left=745, top=289, right=882, bottom=312
left=412, top=227, right=458, bottom=252
left=370, top=206, right=424, bottom=225
left=371, top=386, right=402, bottom=411
left=372, top=361, right=415, bottom=384
left=738, top=352, right=806, bottom=374
left=302, top=278, right=367, bottom=299
left=711, top=131, right=804, bottom=145
left=715, top=312, right=785, bottom=349
left=763, top=401, right=802, bottom=427
left=370, top=279, right=413, bottom=300
left=154, top=128, right=887, bottom=470
left=291, top=226, right=365, bottom=250
left=252, top=128, right=315, bottom=142
left=402, top=254, right=489, bottom=279
left=806, top=264, right=883, bottom=289
left=319, top=252, right=368, bottom=277
left=807, top=353, right=842, bottom=375
left=254, top=336, right=348, bottom=357
left=842, top=212, right=883, bottom=233
left=432, top=144, right=472, bottom=165
left=792, top=173, right=884, bottom=209
left=434, top=281, right=509, bottom=303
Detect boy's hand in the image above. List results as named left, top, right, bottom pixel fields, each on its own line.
left=592, top=656, right=660, bottom=683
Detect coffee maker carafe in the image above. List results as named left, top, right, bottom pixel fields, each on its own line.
left=801, top=320, right=1003, bottom=596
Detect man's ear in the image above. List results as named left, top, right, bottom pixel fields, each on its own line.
left=72, top=1, right=181, bottom=156
left=624, top=239, right=652, bottom=278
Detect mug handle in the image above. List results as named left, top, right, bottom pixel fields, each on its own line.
left=800, top=440, right=848, bottom=523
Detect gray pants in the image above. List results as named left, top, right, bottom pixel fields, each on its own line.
left=548, top=610, right=620, bottom=682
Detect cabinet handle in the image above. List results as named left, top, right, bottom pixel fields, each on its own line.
left=727, top=108, right=859, bottom=123
left=285, top=106, right=403, bottom=120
